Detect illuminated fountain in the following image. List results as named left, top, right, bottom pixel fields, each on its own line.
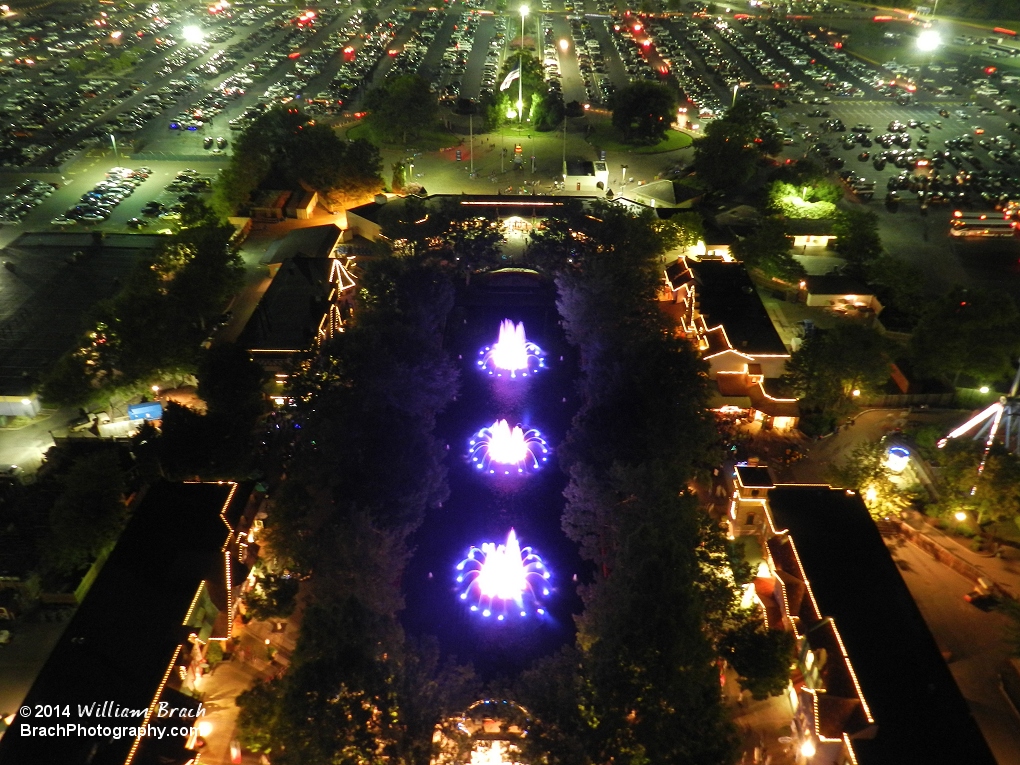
left=469, top=419, right=550, bottom=475
left=478, top=320, right=545, bottom=378
left=457, top=529, right=550, bottom=620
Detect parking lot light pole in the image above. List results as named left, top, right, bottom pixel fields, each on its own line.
left=110, top=134, right=118, bottom=159
left=731, top=83, right=739, bottom=109
left=519, top=5, right=528, bottom=126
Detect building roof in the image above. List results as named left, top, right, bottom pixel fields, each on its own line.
left=239, top=257, right=334, bottom=354
left=565, top=160, right=596, bottom=176
left=803, top=274, right=871, bottom=297
left=689, top=260, right=788, bottom=357
left=346, top=198, right=393, bottom=225
left=766, top=486, right=996, bottom=765
left=263, top=223, right=342, bottom=266
left=735, top=464, right=775, bottom=488
left=0, top=482, right=247, bottom=765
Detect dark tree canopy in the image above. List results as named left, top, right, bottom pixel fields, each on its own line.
left=731, top=217, right=804, bottom=283
left=43, top=451, right=127, bottom=574
left=719, top=611, right=796, bottom=700
left=782, top=324, right=891, bottom=418
left=611, top=80, right=677, bottom=143
left=910, top=287, right=1020, bottom=386
left=364, top=75, right=440, bottom=144
left=215, top=108, right=383, bottom=214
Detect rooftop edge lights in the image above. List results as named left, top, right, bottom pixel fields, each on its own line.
left=478, top=319, right=546, bottom=378
left=456, top=529, right=550, bottom=620
left=469, top=419, right=550, bottom=475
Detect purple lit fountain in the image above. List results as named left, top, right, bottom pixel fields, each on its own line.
left=457, top=528, right=550, bottom=620
left=477, top=320, right=545, bottom=378
left=469, top=419, right=550, bottom=475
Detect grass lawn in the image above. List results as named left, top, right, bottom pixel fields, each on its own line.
left=587, top=121, right=693, bottom=154
left=343, top=121, right=454, bottom=152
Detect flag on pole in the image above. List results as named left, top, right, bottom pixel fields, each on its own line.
left=500, top=62, right=521, bottom=92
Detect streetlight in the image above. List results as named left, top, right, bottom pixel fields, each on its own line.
left=182, top=24, right=204, bottom=44
left=954, top=511, right=968, bottom=522
left=731, top=83, right=739, bottom=108
left=559, top=38, right=569, bottom=53
left=519, top=5, right=528, bottom=126
left=980, top=385, right=990, bottom=394
left=916, top=29, right=941, bottom=52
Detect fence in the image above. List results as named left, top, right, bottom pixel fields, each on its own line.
left=860, top=392, right=955, bottom=407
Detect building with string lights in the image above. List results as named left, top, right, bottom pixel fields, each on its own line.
left=0, top=481, right=259, bottom=765
left=727, top=465, right=996, bottom=765
left=664, top=257, right=799, bottom=430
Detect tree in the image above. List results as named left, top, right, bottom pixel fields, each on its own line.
left=719, top=611, right=795, bottom=700
left=197, top=343, right=267, bottom=422
left=652, top=211, right=704, bottom=251
left=910, top=287, right=1020, bottom=386
left=236, top=678, right=284, bottom=754
left=214, top=108, right=384, bottom=214
left=244, top=571, right=300, bottom=621
left=610, top=81, right=677, bottom=143
left=933, top=440, right=1020, bottom=525
left=766, top=181, right=837, bottom=219
left=391, top=161, right=406, bottom=193
left=731, top=217, right=804, bottom=283
left=364, top=75, right=439, bottom=144
left=43, top=451, right=127, bottom=574
left=692, top=118, right=758, bottom=191
left=489, top=51, right=545, bottom=126
left=782, top=324, right=891, bottom=418
left=832, top=208, right=883, bottom=278
left=834, top=441, right=917, bottom=519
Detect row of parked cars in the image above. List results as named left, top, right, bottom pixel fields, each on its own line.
left=0, top=179, right=56, bottom=223
left=324, top=9, right=410, bottom=109
left=52, top=166, right=150, bottom=225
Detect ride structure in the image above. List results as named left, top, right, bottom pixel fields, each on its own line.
left=938, top=358, right=1020, bottom=491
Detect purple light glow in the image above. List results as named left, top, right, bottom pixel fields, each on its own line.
left=478, top=320, right=545, bottom=378
left=456, top=528, right=551, bottom=619
left=469, top=419, right=550, bottom=475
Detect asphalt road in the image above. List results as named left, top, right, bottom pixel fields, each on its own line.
left=886, top=536, right=1020, bottom=765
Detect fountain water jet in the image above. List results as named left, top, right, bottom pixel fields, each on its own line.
left=478, top=320, right=545, bottom=378
left=456, top=529, right=550, bottom=619
left=469, top=419, right=550, bottom=475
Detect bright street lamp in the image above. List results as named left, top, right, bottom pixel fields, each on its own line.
left=559, top=38, right=569, bottom=52
left=916, top=29, right=941, bottom=52
left=954, top=511, right=968, bottom=522
left=182, top=24, right=205, bottom=44
left=518, top=6, right=528, bottom=125
left=980, top=385, right=990, bottom=394
left=731, top=83, right=739, bottom=108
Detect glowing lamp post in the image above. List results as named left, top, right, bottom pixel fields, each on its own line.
left=559, top=38, right=569, bottom=53
left=916, top=29, right=941, bottom=52
left=519, top=5, right=528, bottom=125
left=182, top=24, right=205, bottom=44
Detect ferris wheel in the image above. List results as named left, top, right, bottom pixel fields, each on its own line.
left=938, top=359, right=1020, bottom=488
